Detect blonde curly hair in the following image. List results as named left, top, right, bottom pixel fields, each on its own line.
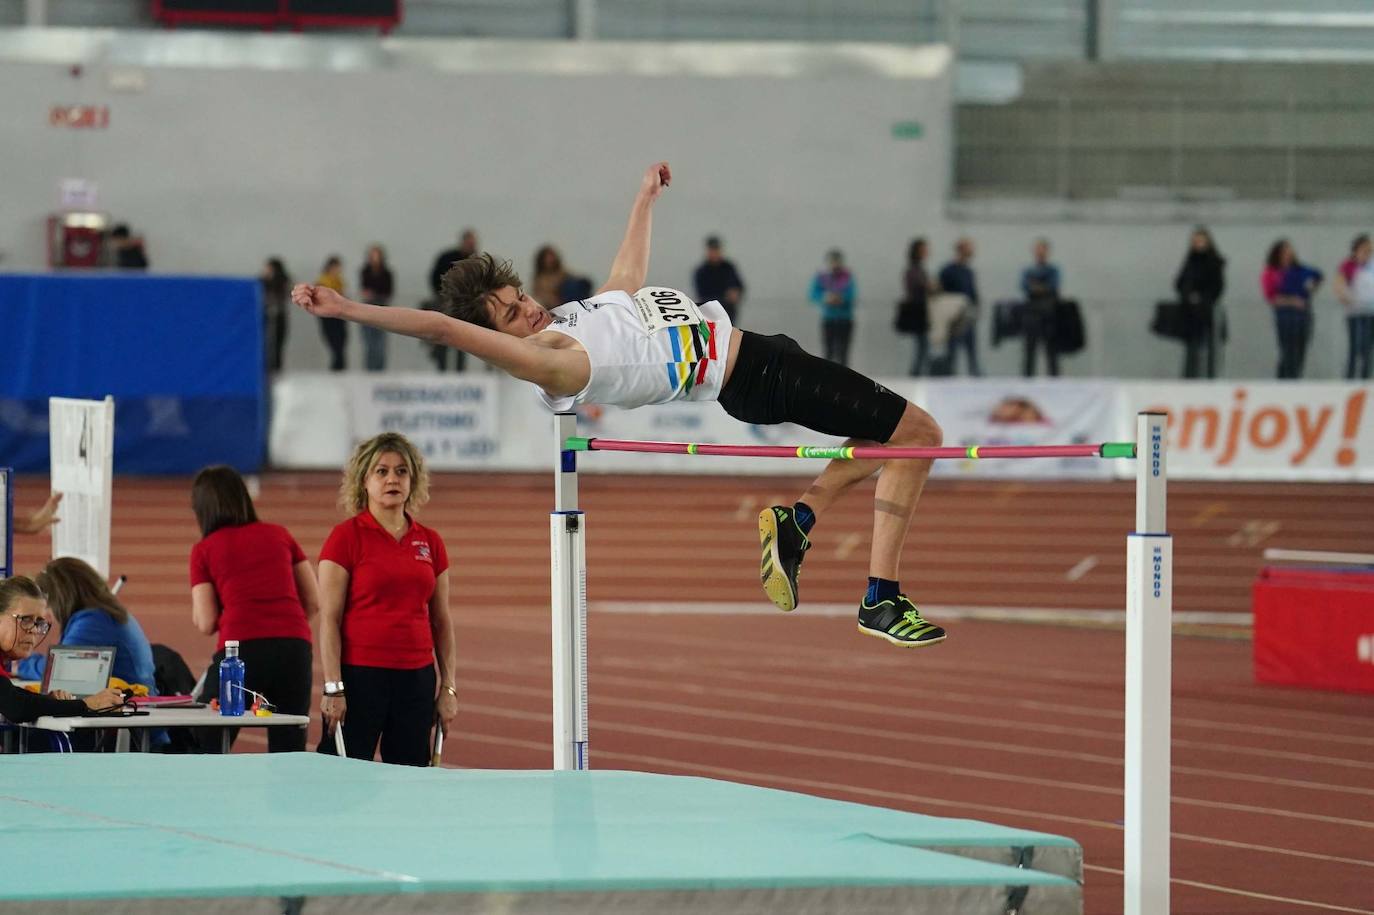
left=339, top=432, right=430, bottom=515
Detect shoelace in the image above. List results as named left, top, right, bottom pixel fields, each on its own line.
left=902, top=608, right=930, bottom=629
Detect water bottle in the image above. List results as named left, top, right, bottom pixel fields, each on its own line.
left=219, top=641, right=246, bottom=717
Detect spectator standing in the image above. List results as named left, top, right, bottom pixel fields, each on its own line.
left=109, top=224, right=149, bottom=269
left=693, top=236, right=745, bottom=321
left=1174, top=227, right=1227, bottom=379
left=810, top=249, right=856, bottom=366
left=0, top=576, right=124, bottom=722
left=1262, top=239, right=1323, bottom=379
left=938, top=238, right=982, bottom=376
left=188, top=465, right=318, bottom=752
left=426, top=229, right=479, bottom=372
left=359, top=245, right=395, bottom=372
left=316, top=256, right=348, bottom=372
left=897, top=238, right=933, bottom=376
left=1020, top=238, right=1062, bottom=377
left=531, top=245, right=568, bottom=310
left=1334, top=233, right=1374, bottom=380
left=317, top=433, right=457, bottom=766
left=260, top=257, right=291, bottom=374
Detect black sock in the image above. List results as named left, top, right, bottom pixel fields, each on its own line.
left=793, top=501, right=816, bottom=535
left=865, top=577, right=899, bottom=604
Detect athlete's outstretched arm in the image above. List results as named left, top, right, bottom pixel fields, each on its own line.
left=599, top=161, right=671, bottom=295
left=292, top=285, right=588, bottom=396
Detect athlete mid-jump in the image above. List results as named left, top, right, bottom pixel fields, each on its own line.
left=294, top=162, right=945, bottom=647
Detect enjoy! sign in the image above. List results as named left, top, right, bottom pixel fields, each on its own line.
left=1120, top=383, right=1371, bottom=480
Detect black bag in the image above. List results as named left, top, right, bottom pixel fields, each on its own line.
left=991, top=299, right=1026, bottom=347
left=151, top=643, right=201, bottom=753
left=893, top=293, right=928, bottom=335
left=1053, top=298, right=1085, bottom=354
left=1150, top=301, right=1189, bottom=341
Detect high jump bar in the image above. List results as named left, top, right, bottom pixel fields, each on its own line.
left=564, top=437, right=1137, bottom=461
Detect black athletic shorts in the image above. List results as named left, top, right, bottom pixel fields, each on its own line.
left=717, top=331, right=908, bottom=443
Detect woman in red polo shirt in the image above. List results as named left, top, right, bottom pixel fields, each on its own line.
left=317, top=432, right=457, bottom=765
left=189, top=465, right=319, bottom=751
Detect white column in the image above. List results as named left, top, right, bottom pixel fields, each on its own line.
left=551, top=413, right=589, bottom=770
left=571, top=0, right=596, bottom=40
left=25, top=0, right=48, bottom=27
left=1125, top=411, right=1171, bottom=915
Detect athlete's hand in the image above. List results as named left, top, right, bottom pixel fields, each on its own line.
left=640, top=161, right=671, bottom=203
left=291, top=283, right=348, bottom=319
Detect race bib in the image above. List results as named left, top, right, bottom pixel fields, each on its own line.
left=631, top=287, right=704, bottom=336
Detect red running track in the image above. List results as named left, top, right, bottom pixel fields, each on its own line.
left=10, top=473, right=1374, bottom=915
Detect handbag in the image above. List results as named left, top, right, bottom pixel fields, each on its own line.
left=1150, top=301, right=1188, bottom=341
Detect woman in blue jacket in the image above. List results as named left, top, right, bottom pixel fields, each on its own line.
left=15, top=557, right=157, bottom=694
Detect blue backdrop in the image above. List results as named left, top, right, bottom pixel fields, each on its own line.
left=0, top=274, right=265, bottom=473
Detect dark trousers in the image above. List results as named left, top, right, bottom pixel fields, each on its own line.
left=320, top=317, right=348, bottom=371
left=1347, top=315, right=1374, bottom=380
left=821, top=319, right=853, bottom=366
left=908, top=333, right=929, bottom=376
left=318, top=663, right=436, bottom=767
left=194, top=638, right=312, bottom=753
left=430, top=344, right=465, bottom=372
left=1274, top=307, right=1312, bottom=379
left=945, top=323, right=982, bottom=376
left=266, top=309, right=288, bottom=372
left=1182, top=303, right=1218, bottom=379
left=1022, top=305, right=1059, bottom=377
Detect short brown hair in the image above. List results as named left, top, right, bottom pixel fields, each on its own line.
left=0, top=575, right=43, bottom=616
left=439, top=252, right=522, bottom=330
left=36, top=557, right=128, bottom=629
left=192, top=465, right=259, bottom=537
left=339, top=432, right=430, bottom=515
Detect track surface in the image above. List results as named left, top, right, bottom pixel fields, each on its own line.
left=11, top=473, right=1374, bottom=915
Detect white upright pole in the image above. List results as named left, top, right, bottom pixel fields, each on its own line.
left=1125, top=412, right=1171, bottom=915
left=551, top=412, right=589, bottom=770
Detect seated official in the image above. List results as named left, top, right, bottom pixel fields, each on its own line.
left=14, top=558, right=157, bottom=694
left=0, top=576, right=124, bottom=724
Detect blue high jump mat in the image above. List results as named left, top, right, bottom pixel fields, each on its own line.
left=0, top=754, right=1082, bottom=913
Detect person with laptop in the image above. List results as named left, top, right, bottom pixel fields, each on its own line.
left=0, top=576, right=124, bottom=723
left=14, top=558, right=157, bottom=694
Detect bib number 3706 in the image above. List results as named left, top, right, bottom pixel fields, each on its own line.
left=631, top=286, right=704, bottom=336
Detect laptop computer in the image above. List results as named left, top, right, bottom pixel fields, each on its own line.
left=40, top=645, right=117, bottom=697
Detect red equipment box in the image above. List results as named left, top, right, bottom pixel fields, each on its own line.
left=1253, top=566, right=1374, bottom=694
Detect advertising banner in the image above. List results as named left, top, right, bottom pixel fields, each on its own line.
left=922, top=380, right=1118, bottom=479
left=1120, top=384, right=1372, bottom=481
left=350, top=375, right=501, bottom=470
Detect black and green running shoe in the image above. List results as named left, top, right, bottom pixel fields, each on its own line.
left=857, top=595, right=946, bottom=647
left=758, top=505, right=811, bottom=612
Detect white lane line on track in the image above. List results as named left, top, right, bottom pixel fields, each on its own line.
left=464, top=657, right=1374, bottom=798
left=1083, top=863, right=1374, bottom=914
left=461, top=693, right=1374, bottom=830
left=1065, top=556, right=1099, bottom=581
left=456, top=730, right=1374, bottom=875
left=592, top=600, right=1249, bottom=627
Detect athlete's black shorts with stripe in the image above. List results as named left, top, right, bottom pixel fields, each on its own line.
left=717, top=331, right=908, bottom=443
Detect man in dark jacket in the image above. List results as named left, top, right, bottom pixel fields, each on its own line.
left=692, top=236, right=745, bottom=321
left=426, top=229, right=479, bottom=371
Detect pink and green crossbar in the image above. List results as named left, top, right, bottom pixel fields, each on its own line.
left=563, top=437, right=1137, bottom=461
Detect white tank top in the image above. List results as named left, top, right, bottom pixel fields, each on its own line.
left=536, top=287, right=734, bottom=411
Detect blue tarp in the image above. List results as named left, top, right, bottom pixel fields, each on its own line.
left=0, top=274, right=264, bottom=473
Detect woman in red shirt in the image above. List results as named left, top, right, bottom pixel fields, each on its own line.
left=189, top=465, right=319, bottom=751
left=318, top=432, right=457, bottom=765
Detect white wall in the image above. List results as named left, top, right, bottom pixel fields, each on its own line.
left=0, top=32, right=952, bottom=377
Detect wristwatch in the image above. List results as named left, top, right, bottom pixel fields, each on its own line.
left=323, top=680, right=346, bottom=697
left=442, top=684, right=457, bottom=698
